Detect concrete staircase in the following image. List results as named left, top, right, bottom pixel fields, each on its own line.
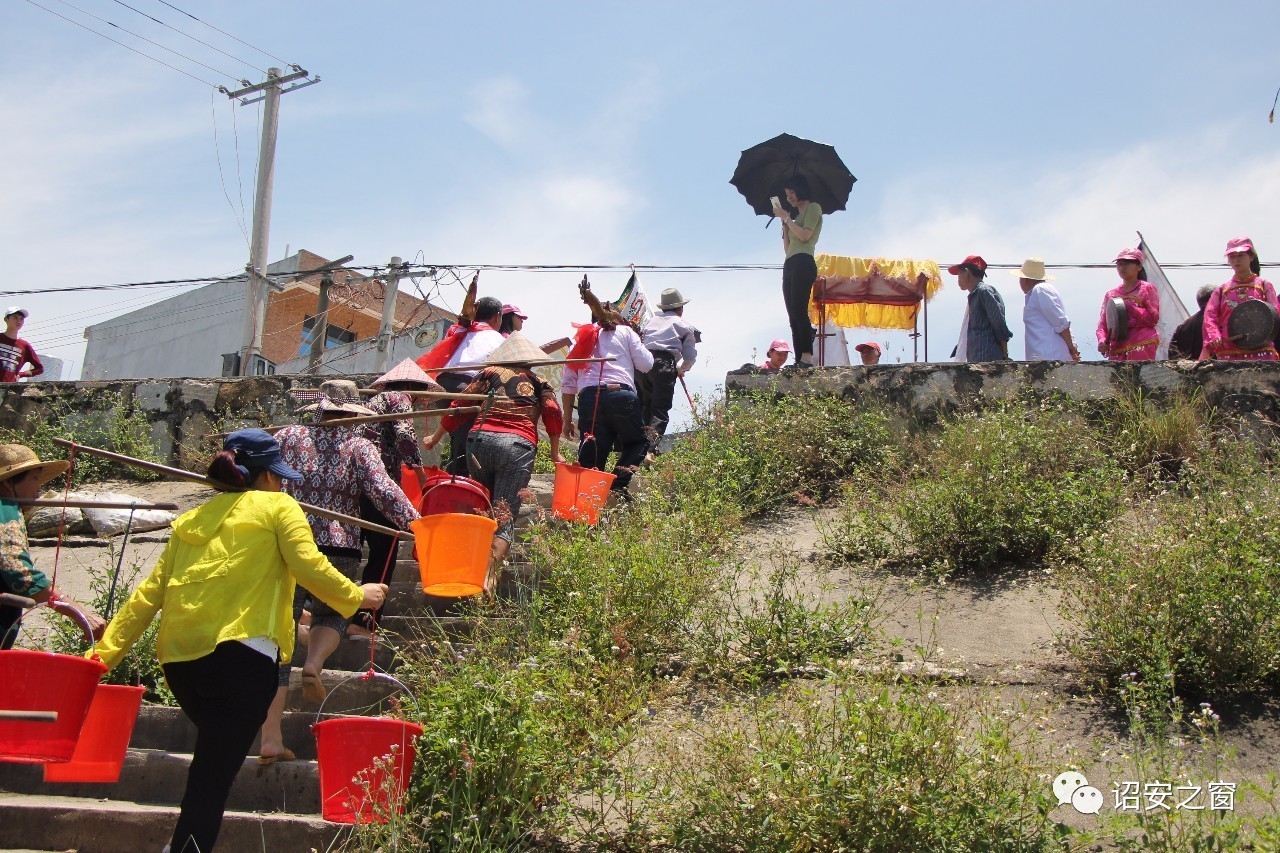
left=0, top=474, right=557, bottom=853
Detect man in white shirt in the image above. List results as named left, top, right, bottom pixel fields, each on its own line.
left=1011, top=258, right=1080, bottom=362
left=562, top=320, right=654, bottom=495
left=437, top=297, right=506, bottom=472
left=638, top=288, right=698, bottom=457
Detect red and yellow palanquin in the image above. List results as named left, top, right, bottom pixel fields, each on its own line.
left=808, top=255, right=943, bottom=332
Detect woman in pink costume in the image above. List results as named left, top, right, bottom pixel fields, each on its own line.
left=1096, top=247, right=1160, bottom=361
left=1200, top=236, right=1279, bottom=361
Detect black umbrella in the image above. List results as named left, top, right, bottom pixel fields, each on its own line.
left=729, top=133, right=856, bottom=219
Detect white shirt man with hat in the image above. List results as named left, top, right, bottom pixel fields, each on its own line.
left=638, top=288, right=698, bottom=455
left=1012, top=257, right=1080, bottom=362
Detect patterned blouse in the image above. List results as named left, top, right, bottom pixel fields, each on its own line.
left=275, top=424, right=419, bottom=551
left=362, top=392, right=424, bottom=477
left=1202, top=277, right=1280, bottom=361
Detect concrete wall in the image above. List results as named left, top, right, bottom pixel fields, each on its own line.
left=7, top=362, right=1280, bottom=474
left=727, top=360, right=1280, bottom=425
left=81, top=280, right=248, bottom=380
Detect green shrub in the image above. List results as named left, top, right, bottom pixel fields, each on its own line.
left=1059, top=462, right=1280, bottom=703
left=826, top=406, right=1125, bottom=575
left=647, top=392, right=901, bottom=515
left=605, top=674, right=1055, bottom=851
left=1099, top=390, right=1215, bottom=482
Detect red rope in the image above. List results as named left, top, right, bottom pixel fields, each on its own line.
left=368, top=531, right=401, bottom=670
left=578, top=359, right=607, bottom=451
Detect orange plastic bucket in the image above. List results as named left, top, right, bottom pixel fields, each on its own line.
left=552, top=462, right=616, bottom=524
left=313, top=716, right=423, bottom=824
left=43, top=683, right=144, bottom=783
left=0, top=650, right=107, bottom=763
left=409, top=513, right=497, bottom=597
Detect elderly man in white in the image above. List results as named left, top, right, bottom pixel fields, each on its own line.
left=1011, top=258, right=1080, bottom=361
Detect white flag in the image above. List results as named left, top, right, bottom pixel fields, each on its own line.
left=1137, top=232, right=1189, bottom=360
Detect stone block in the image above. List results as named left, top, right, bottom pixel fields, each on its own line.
left=1035, top=363, right=1117, bottom=401
left=135, top=381, right=172, bottom=412
left=179, top=380, right=218, bottom=412
left=148, top=419, right=173, bottom=461
left=1137, top=363, right=1189, bottom=394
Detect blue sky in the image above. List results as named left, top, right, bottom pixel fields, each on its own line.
left=4, top=2, right=1279, bottom=422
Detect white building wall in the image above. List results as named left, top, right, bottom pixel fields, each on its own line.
left=81, top=280, right=248, bottom=380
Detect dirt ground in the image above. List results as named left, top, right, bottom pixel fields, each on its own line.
left=685, top=506, right=1280, bottom=835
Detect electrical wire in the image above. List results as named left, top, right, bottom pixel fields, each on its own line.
left=109, top=0, right=267, bottom=76
left=152, top=0, right=292, bottom=67
left=230, top=94, right=249, bottom=233
left=211, top=89, right=251, bottom=247
left=22, top=0, right=218, bottom=88
left=48, top=0, right=242, bottom=82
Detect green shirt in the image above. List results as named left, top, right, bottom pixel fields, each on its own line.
left=784, top=202, right=823, bottom=258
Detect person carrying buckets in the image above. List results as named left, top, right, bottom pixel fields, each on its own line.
left=355, top=359, right=441, bottom=634
left=257, top=379, right=420, bottom=764
left=0, top=444, right=105, bottom=649
left=93, top=429, right=388, bottom=853
left=438, top=331, right=566, bottom=594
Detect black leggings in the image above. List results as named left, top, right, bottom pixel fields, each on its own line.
left=163, top=641, right=278, bottom=853
left=782, top=253, right=818, bottom=360
left=355, top=493, right=397, bottom=630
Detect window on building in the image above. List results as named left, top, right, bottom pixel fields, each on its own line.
left=298, top=317, right=356, bottom=356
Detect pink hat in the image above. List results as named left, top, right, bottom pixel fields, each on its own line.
left=1113, top=247, right=1144, bottom=263
left=854, top=341, right=882, bottom=354
left=501, top=304, right=528, bottom=319
left=768, top=339, right=791, bottom=353
left=1225, top=236, right=1255, bottom=257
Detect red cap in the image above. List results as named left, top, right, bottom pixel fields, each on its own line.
left=501, top=303, right=528, bottom=319
left=947, top=255, right=987, bottom=275
left=854, top=342, right=882, bottom=353
left=1113, top=247, right=1144, bottom=263
left=767, top=338, right=791, bottom=353
left=1225, top=236, right=1255, bottom=257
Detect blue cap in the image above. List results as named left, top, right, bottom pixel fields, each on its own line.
left=223, top=428, right=302, bottom=483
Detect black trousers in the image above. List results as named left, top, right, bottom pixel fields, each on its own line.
left=782, top=253, right=818, bottom=360
left=163, top=640, right=278, bottom=853
left=636, top=351, right=678, bottom=452
left=577, top=386, right=647, bottom=489
left=437, top=372, right=477, bottom=475
left=355, top=493, right=397, bottom=630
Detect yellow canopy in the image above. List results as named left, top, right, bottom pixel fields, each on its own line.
left=809, top=255, right=944, bottom=331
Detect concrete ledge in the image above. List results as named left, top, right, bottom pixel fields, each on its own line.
left=0, top=792, right=344, bottom=852
left=725, top=360, right=1280, bottom=424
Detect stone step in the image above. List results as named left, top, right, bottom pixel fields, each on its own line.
left=381, top=563, right=542, bottom=615
left=289, top=616, right=497, bottom=672
left=0, top=749, right=318, bottom=814
left=0, top=792, right=343, bottom=852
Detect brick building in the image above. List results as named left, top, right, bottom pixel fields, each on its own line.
left=82, top=250, right=454, bottom=380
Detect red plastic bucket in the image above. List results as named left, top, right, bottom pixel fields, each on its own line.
left=313, top=716, right=423, bottom=824
left=410, top=513, right=497, bottom=597
left=417, top=471, right=490, bottom=517
left=552, top=462, right=615, bottom=525
left=0, top=650, right=107, bottom=763
left=400, top=464, right=423, bottom=508
left=43, top=683, right=144, bottom=783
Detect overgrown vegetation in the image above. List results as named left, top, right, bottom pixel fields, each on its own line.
left=0, top=389, right=164, bottom=485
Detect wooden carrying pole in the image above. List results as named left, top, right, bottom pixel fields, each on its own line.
left=204, top=406, right=483, bottom=441
left=49, top=439, right=402, bottom=538
left=9, top=499, right=180, bottom=511
left=357, top=389, right=490, bottom=401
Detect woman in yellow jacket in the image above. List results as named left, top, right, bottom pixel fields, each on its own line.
left=96, top=429, right=388, bottom=853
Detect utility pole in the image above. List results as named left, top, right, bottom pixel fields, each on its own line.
left=221, top=66, right=319, bottom=375
left=377, top=257, right=405, bottom=372
left=307, top=273, right=333, bottom=372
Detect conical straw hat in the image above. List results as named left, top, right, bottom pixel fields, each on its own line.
left=370, top=358, right=444, bottom=390
left=484, top=331, right=553, bottom=366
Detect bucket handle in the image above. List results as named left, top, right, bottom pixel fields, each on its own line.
left=2, top=596, right=101, bottom=660
left=314, top=668, right=421, bottom=725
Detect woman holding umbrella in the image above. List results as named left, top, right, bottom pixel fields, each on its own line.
left=773, top=175, right=823, bottom=367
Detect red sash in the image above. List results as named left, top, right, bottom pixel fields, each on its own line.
left=416, top=322, right=495, bottom=372
left=566, top=324, right=600, bottom=371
